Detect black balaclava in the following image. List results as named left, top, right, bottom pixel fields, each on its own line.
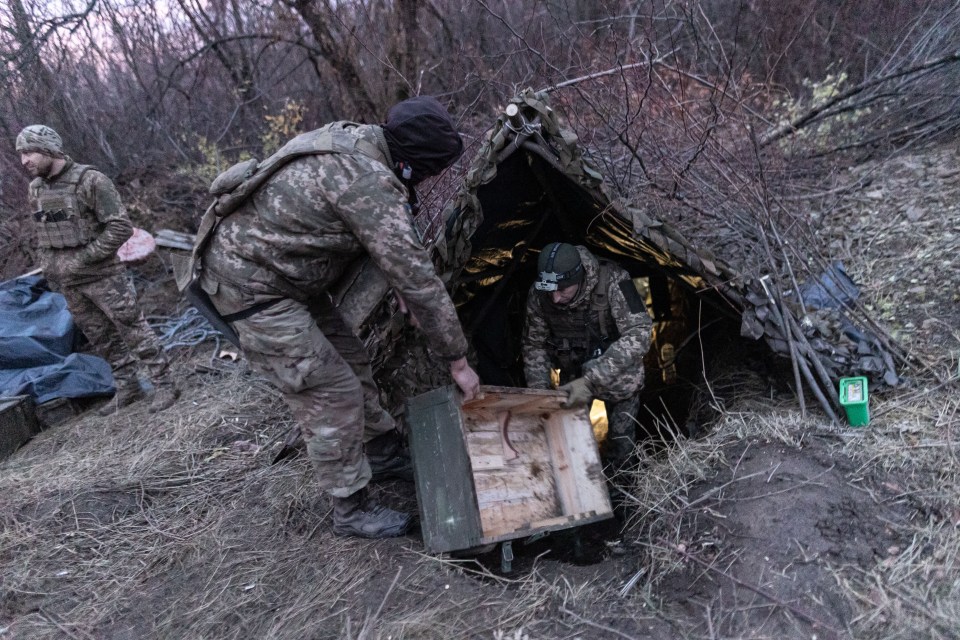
left=382, top=96, right=464, bottom=186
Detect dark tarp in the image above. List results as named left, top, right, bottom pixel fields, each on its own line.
left=0, top=276, right=114, bottom=403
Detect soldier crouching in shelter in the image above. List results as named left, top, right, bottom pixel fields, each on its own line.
left=16, top=125, right=178, bottom=416
left=189, top=96, right=480, bottom=539
left=523, top=242, right=652, bottom=469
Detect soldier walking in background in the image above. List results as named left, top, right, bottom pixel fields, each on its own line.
left=190, top=96, right=480, bottom=539
left=16, top=125, right=178, bottom=416
left=523, top=242, right=652, bottom=468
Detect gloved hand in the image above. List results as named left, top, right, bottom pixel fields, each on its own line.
left=559, top=377, right=592, bottom=408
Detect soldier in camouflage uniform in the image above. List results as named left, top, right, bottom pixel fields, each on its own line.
left=195, top=96, right=480, bottom=539
left=523, top=243, right=652, bottom=467
left=16, top=125, right=177, bottom=416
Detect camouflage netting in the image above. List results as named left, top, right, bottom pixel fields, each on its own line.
left=422, top=89, right=900, bottom=424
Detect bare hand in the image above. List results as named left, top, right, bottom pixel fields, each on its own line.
left=449, top=357, right=480, bottom=402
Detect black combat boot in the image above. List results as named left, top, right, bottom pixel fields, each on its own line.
left=332, top=488, right=413, bottom=538
left=366, top=432, right=414, bottom=483
left=97, top=382, right=143, bottom=416
left=148, top=385, right=179, bottom=414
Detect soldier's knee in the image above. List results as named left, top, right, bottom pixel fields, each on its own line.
left=307, top=435, right=344, bottom=465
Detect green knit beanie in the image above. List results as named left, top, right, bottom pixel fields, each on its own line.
left=535, top=242, right=584, bottom=291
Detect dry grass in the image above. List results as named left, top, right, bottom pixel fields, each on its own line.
left=2, top=141, right=959, bottom=638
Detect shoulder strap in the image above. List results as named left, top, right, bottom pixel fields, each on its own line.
left=592, top=261, right=615, bottom=337
left=28, top=178, right=43, bottom=200
left=67, top=163, right=94, bottom=184
left=211, top=122, right=372, bottom=219
left=181, top=123, right=381, bottom=291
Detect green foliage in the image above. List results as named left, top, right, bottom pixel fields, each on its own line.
left=262, top=100, right=305, bottom=156
left=186, top=136, right=253, bottom=187
left=772, top=71, right=871, bottom=151
left=182, top=100, right=306, bottom=187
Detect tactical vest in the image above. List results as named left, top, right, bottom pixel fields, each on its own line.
left=30, top=163, right=98, bottom=249
left=179, top=121, right=388, bottom=292
left=543, top=261, right=620, bottom=375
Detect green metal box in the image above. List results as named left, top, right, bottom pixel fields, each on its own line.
left=406, top=385, right=613, bottom=554
left=0, top=395, right=40, bottom=461
left=839, top=376, right=870, bottom=427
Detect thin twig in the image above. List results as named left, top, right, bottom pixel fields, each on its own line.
left=665, top=543, right=846, bottom=639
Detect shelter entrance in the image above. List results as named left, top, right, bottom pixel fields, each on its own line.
left=450, top=150, right=745, bottom=440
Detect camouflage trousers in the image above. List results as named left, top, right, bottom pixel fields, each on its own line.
left=602, top=393, right=641, bottom=469
left=208, top=280, right=395, bottom=498
left=59, top=273, right=172, bottom=391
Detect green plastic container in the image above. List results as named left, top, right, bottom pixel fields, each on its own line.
left=839, top=377, right=870, bottom=427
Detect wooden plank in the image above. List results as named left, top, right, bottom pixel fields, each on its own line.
left=470, top=409, right=562, bottom=539
left=476, top=469, right=560, bottom=538
left=544, top=410, right=579, bottom=515
left=406, top=385, right=484, bottom=553
left=478, top=511, right=614, bottom=546
left=548, top=411, right=612, bottom=516
left=470, top=455, right=505, bottom=470
left=463, top=385, right=566, bottom=415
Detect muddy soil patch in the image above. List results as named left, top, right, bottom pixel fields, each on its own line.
left=656, top=435, right=916, bottom=639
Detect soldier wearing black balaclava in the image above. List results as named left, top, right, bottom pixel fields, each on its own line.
left=191, top=96, right=479, bottom=539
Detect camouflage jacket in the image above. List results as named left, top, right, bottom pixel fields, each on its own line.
left=201, top=124, right=469, bottom=361
left=27, top=158, right=133, bottom=287
left=523, top=246, right=651, bottom=400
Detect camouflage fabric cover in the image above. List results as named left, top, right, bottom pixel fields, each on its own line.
left=439, top=88, right=606, bottom=276
left=523, top=246, right=651, bottom=402
left=441, top=88, right=898, bottom=412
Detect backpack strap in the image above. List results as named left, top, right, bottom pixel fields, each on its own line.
left=592, top=260, right=613, bottom=339
left=179, top=122, right=384, bottom=292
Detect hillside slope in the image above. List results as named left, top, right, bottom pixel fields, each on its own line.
left=0, top=142, right=957, bottom=639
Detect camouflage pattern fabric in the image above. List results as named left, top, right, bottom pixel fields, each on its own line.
left=205, top=279, right=397, bottom=497
left=27, top=158, right=172, bottom=391
left=28, top=159, right=133, bottom=287
left=16, top=125, right=64, bottom=157
left=604, top=393, right=642, bottom=468
left=198, top=123, right=469, bottom=495
left=523, top=246, right=651, bottom=402
left=61, top=274, right=172, bottom=390
left=201, top=124, right=467, bottom=362
left=439, top=88, right=607, bottom=277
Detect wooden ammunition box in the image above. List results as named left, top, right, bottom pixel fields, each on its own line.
left=406, top=385, right=613, bottom=553
left=0, top=395, right=41, bottom=461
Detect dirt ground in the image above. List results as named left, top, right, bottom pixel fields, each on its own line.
left=0, top=142, right=958, bottom=639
